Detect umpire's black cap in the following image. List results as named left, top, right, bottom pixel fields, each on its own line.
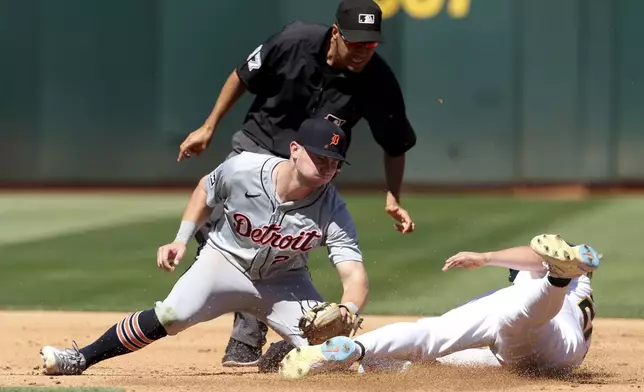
left=336, top=0, right=383, bottom=43
left=296, top=118, right=350, bottom=164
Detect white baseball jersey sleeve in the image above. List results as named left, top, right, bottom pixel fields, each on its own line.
left=203, top=152, right=362, bottom=280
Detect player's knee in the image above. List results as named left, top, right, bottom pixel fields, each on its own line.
left=154, top=301, right=188, bottom=336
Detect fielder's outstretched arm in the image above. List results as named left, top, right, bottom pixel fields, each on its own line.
left=174, top=163, right=229, bottom=245
left=335, top=261, right=369, bottom=312
left=175, top=175, right=216, bottom=239
left=158, top=175, right=218, bottom=272
left=324, top=199, right=369, bottom=312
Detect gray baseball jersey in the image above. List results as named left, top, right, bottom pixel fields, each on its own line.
left=203, top=151, right=362, bottom=280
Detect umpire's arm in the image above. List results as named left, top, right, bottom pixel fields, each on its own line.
left=363, top=62, right=417, bottom=234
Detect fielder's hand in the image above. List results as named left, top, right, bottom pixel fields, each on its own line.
left=157, top=242, right=187, bottom=272
left=298, top=302, right=363, bottom=345
left=385, top=198, right=415, bottom=234
left=442, top=251, right=489, bottom=271
left=177, top=126, right=214, bottom=161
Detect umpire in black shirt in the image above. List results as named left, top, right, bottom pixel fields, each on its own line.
left=177, top=0, right=418, bottom=368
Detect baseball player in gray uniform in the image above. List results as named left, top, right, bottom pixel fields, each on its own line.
left=179, top=0, right=417, bottom=368
left=39, top=118, right=369, bottom=376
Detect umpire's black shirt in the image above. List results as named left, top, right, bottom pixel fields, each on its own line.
left=235, top=21, right=416, bottom=159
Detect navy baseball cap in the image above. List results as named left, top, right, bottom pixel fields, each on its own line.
left=336, top=0, right=383, bottom=43
left=297, top=118, right=350, bottom=164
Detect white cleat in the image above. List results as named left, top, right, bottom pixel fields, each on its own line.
left=530, top=234, right=601, bottom=279
left=40, top=341, right=87, bottom=376
left=278, top=336, right=361, bottom=380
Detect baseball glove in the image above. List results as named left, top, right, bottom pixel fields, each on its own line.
left=298, top=302, right=363, bottom=345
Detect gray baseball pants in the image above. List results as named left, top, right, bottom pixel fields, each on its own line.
left=156, top=245, right=323, bottom=347
left=194, top=129, right=275, bottom=349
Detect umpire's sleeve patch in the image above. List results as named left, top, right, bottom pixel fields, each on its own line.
left=246, top=44, right=263, bottom=71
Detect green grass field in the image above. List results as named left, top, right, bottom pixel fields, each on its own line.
left=0, top=192, right=642, bottom=318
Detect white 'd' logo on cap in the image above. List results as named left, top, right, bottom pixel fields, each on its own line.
left=359, top=14, right=375, bottom=24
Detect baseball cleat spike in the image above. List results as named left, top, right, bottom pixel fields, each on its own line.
left=530, top=234, right=601, bottom=279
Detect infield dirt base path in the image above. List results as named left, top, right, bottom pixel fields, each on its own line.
left=0, top=311, right=642, bottom=391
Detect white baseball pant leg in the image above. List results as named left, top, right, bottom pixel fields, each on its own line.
left=355, top=276, right=577, bottom=370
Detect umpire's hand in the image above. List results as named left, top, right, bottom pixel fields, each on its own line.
left=178, top=126, right=214, bottom=161
left=385, top=193, right=415, bottom=233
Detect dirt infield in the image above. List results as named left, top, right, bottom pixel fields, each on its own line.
left=0, top=311, right=642, bottom=392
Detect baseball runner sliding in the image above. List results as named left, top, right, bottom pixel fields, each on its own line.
left=279, top=234, right=601, bottom=379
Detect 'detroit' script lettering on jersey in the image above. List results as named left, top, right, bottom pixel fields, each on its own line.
left=233, top=213, right=321, bottom=252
